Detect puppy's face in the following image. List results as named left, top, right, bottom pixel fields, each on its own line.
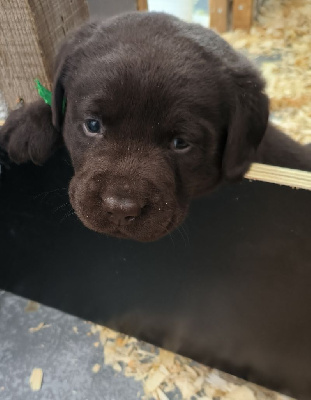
left=66, top=61, right=223, bottom=241
left=52, top=13, right=268, bottom=241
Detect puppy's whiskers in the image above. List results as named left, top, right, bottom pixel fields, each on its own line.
left=53, top=202, right=71, bottom=214
left=176, top=227, right=188, bottom=247
left=59, top=210, right=76, bottom=224
left=180, top=224, right=190, bottom=246
left=34, top=187, right=68, bottom=201
left=168, top=232, right=175, bottom=248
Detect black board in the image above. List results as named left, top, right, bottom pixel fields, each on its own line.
left=0, top=149, right=310, bottom=399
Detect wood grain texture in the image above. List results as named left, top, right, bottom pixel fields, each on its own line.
left=137, top=0, right=148, bottom=11
left=233, top=0, right=253, bottom=31
left=210, top=0, right=228, bottom=33
left=246, top=163, right=311, bottom=191
left=0, top=0, right=89, bottom=110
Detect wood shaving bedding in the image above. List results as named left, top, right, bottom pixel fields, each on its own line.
left=24, top=300, right=40, bottom=312
left=222, top=0, right=311, bottom=145
left=28, top=322, right=50, bottom=333
left=90, top=325, right=295, bottom=400
left=29, top=368, right=43, bottom=391
left=92, top=363, right=101, bottom=373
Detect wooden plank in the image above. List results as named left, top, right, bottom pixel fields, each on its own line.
left=245, top=163, right=311, bottom=191
left=0, top=0, right=89, bottom=110
left=232, top=0, right=253, bottom=31
left=210, top=0, right=228, bottom=33
left=137, top=0, right=148, bottom=11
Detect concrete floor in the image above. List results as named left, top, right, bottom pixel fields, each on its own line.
left=0, top=291, right=143, bottom=400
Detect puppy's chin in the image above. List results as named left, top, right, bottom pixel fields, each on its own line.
left=76, top=211, right=186, bottom=242
left=71, top=205, right=188, bottom=242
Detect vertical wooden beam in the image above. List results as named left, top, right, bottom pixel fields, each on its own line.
left=0, top=0, right=89, bottom=110
left=233, top=0, right=253, bottom=31
left=137, top=0, right=148, bottom=11
left=210, top=0, right=229, bottom=33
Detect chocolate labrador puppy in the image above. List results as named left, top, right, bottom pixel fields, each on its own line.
left=0, top=12, right=310, bottom=241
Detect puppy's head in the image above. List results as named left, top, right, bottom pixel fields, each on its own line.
left=51, top=13, right=269, bottom=242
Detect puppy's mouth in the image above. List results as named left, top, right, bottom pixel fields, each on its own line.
left=100, top=214, right=178, bottom=241
left=69, top=179, right=188, bottom=242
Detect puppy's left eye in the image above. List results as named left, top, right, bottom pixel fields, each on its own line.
left=83, top=119, right=102, bottom=137
left=171, top=138, right=190, bottom=151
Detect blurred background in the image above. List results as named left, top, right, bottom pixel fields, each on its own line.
left=87, top=0, right=210, bottom=26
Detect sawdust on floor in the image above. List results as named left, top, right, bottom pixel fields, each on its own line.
left=29, top=368, right=43, bottom=392
left=28, top=322, right=50, bottom=333
left=24, top=300, right=40, bottom=312
left=90, top=324, right=294, bottom=400
left=222, top=0, right=311, bottom=145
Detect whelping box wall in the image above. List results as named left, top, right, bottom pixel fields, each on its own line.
left=0, top=150, right=311, bottom=399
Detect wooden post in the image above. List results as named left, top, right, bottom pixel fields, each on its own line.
left=0, top=0, right=89, bottom=110
left=210, top=0, right=229, bottom=33
left=137, top=0, right=148, bottom=11
left=233, top=0, right=253, bottom=31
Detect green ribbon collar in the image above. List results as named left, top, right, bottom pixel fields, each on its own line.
left=35, top=79, right=66, bottom=113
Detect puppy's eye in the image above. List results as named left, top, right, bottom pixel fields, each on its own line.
left=171, top=138, right=190, bottom=151
left=83, top=119, right=102, bottom=137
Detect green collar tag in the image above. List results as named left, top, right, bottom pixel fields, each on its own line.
left=35, top=79, right=66, bottom=113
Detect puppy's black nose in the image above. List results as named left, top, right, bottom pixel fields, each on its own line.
left=102, top=196, right=142, bottom=226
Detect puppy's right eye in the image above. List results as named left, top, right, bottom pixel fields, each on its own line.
left=83, top=119, right=102, bottom=137
left=171, top=137, right=190, bottom=152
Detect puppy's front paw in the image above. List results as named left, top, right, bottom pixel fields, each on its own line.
left=0, top=100, right=61, bottom=165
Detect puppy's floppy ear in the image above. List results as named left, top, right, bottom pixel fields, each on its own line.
left=51, top=22, right=99, bottom=131
left=222, top=62, right=269, bottom=181
left=51, top=40, right=70, bottom=132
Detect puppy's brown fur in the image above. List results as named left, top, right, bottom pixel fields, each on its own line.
left=1, top=12, right=310, bottom=241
